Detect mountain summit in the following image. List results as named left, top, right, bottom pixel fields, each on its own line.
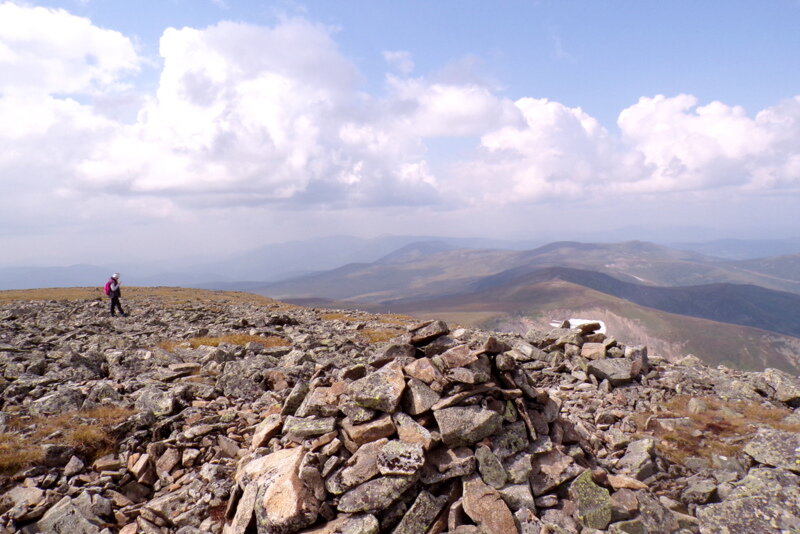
left=1, top=287, right=799, bottom=533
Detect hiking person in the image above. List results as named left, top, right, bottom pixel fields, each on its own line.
left=104, top=273, right=127, bottom=317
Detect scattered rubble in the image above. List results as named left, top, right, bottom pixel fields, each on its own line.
left=1, top=290, right=800, bottom=533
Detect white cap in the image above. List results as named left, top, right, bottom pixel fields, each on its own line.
left=112, top=273, right=120, bottom=279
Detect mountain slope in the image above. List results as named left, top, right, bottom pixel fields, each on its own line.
left=373, top=277, right=800, bottom=373
left=470, top=266, right=800, bottom=338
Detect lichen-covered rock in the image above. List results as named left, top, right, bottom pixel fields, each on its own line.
left=434, top=405, right=502, bottom=447
left=337, top=475, right=417, bottom=513
left=392, top=490, right=448, bottom=534
left=377, top=440, right=424, bottom=476
left=568, top=470, right=611, bottom=530
left=696, top=468, right=800, bottom=533
left=283, top=415, right=337, bottom=438
left=475, top=445, right=507, bottom=489
left=346, top=362, right=406, bottom=413
left=743, top=427, right=800, bottom=473
left=761, top=367, right=800, bottom=406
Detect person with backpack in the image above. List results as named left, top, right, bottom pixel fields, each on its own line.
left=104, top=273, right=127, bottom=317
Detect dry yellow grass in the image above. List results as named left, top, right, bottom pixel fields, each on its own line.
left=639, top=395, right=800, bottom=464
left=158, top=333, right=290, bottom=352
left=357, top=328, right=404, bottom=344
left=0, top=433, right=44, bottom=474
left=376, top=313, right=417, bottom=326
left=0, top=286, right=294, bottom=309
left=320, top=312, right=361, bottom=322
left=0, top=406, right=135, bottom=475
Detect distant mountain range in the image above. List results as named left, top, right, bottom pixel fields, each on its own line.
left=4, top=235, right=800, bottom=373
left=251, top=239, right=800, bottom=374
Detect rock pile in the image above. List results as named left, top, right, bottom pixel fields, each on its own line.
left=222, top=319, right=671, bottom=534
left=1, top=290, right=799, bottom=533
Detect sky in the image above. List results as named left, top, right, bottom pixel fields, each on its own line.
left=1, top=0, right=799, bottom=266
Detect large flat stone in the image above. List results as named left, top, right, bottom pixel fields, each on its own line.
left=434, top=405, right=502, bottom=447
left=587, top=358, right=634, bottom=386
left=337, top=475, right=417, bottom=513
left=346, top=362, right=406, bottom=413
left=744, top=427, right=800, bottom=473
left=696, top=468, right=800, bottom=534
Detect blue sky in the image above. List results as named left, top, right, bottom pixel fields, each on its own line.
left=1, top=1, right=799, bottom=266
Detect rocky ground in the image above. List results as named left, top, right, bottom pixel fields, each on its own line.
left=1, top=287, right=799, bottom=534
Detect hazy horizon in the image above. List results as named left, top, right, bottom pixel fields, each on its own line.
left=2, top=1, right=799, bottom=268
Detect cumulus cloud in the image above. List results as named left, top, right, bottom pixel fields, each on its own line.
left=75, top=19, right=448, bottom=208
left=0, top=1, right=139, bottom=95
left=618, top=94, right=800, bottom=193
left=453, top=94, right=800, bottom=204
left=1, top=1, right=800, bottom=233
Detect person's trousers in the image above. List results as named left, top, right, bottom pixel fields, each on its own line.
left=110, top=296, right=125, bottom=316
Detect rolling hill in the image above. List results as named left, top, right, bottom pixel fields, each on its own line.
left=257, top=240, right=800, bottom=373
left=367, top=277, right=800, bottom=374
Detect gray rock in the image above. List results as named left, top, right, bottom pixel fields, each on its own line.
left=434, top=405, right=502, bottom=447
left=377, top=440, right=425, bottom=476
left=617, top=438, right=657, bottom=480
left=696, top=468, right=800, bottom=533
left=409, top=320, right=449, bottom=345
left=403, top=378, right=440, bottom=415
left=475, top=445, right=507, bottom=489
left=347, top=362, right=406, bottom=413
left=63, top=455, right=85, bottom=477
left=134, top=386, right=176, bottom=416
left=587, top=358, right=634, bottom=386
left=762, top=367, right=800, bottom=406
left=683, top=476, right=717, bottom=504
left=216, top=359, right=267, bottom=401
left=568, top=470, right=611, bottom=530
left=27, top=496, right=102, bottom=534
left=337, top=475, right=417, bottom=513
left=743, top=427, right=800, bottom=473
left=497, top=484, right=535, bottom=512
left=392, top=490, right=448, bottom=534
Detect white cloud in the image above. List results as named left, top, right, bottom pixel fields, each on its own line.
left=383, top=50, right=414, bottom=75
left=617, top=94, right=800, bottom=194
left=1, top=1, right=800, bottom=258
left=0, top=1, right=139, bottom=96
left=452, top=94, right=800, bottom=204
left=75, top=19, right=448, bottom=208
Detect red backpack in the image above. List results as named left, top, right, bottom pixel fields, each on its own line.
left=103, top=280, right=112, bottom=296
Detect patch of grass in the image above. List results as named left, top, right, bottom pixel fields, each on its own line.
left=376, top=314, right=417, bottom=326
left=0, top=406, right=136, bottom=475
left=321, top=312, right=361, bottom=322
left=158, top=334, right=290, bottom=352
left=0, top=433, right=44, bottom=474
left=640, top=395, right=800, bottom=464
left=0, top=286, right=295, bottom=310
left=358, top=328, right=403, bottom=344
